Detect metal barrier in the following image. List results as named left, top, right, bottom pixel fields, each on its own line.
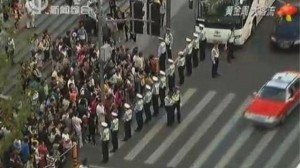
left=43, top=142, right=77, bottom=168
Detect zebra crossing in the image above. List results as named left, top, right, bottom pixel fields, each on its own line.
left=106, top=88, right=299, bottom=168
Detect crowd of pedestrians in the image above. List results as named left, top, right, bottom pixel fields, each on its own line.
left=0, top=0, right=238, bottom=167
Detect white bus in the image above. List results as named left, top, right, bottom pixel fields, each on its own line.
left=191, top=0, right=276, bottom=45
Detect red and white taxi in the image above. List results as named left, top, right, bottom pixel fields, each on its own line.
left=244, top=71, right=300, bottom=126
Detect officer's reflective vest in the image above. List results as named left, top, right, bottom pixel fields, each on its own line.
left=111, top=118, right=119, bottom=131
left=144, top=91, right=152, bottom=104
left=102, top=128, right=110, bottom=141
left=124, top=109, right=132, bottom=121
left=153, top=82, right=160, bottom=95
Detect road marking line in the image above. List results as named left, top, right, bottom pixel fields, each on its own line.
left=167, top=93, right=235, bottom=167
left=189, top=96, right=252, bottom=168
left=213, top=127, right=254, bottom=168
left=124, top=88, right=197, bottom=161
left=240, top=129, right=278, bottom=168
left=144, top=91, right=217, bottom=164
left=263, top=123, right=300, bottom=168
left=89, top=165, right=109, bottom=168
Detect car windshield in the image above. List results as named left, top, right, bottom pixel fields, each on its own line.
left=203, top=0, right=242, bottom=29
left=258, top=86, right=286, bottom=101
left=274, top=13, right=300, bottom=39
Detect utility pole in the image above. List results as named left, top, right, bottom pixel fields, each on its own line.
left=97, top=0, right=105, bottom=100
left=166, top=0, right=171, bottom=28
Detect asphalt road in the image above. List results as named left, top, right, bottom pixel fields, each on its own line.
left=72, top=0, right=300, bottom=168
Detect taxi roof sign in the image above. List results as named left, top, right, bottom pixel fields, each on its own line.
left=271, top=72, right=298, bottom=84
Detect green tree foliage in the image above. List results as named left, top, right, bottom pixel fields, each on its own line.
left=0, top=20, right=33, bottom=158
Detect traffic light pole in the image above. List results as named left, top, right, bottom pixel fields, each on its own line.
left=98, top=0, right=105, bottom=101
left=166, top=0, right=171, bottom=28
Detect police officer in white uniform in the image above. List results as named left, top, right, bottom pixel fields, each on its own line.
left=158, top=37, right=167, bottom=71
left=164, top=28, right=174, bottom=59
left=134, top=94, right=144, bottom=132
left=110, top=112, right=119, bottom=152
left=226, top=28, right=236, bottom=63
left=175, top=51, right=185, bottom=85
left=143, top=85, right=153, bottom=123
left=152, top=76, right=160, bottom=116
left=159, top=71, right=167, bottom=108
left=184, top=38, right=193, bottom=76
left=166, top=59, right=175, bottom=91
left=123, top=103, right=132, bottom=141
left=101, top=122, right=110, bottom=163
left=211, top=43, right=220, bottom=78
left=165, top=91, right=174, bottom=126
left=192, top=33, right=200, bottom=68
left=24, top=0, right=36, bottom=29
left=172, top=86, right=181, bottom=123
left=199, top=25, right=206, bottom=61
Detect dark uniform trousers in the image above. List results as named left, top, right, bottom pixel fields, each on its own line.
left=43, top=49, right=50, bottom=62
left=159, top=53, right=167, bottom=71
left=178, top=66, right=185, bottom=85
left=200, top=40, right=206, bottom=61
left=159, top=88, right=166, bottom=107
left=144, top=102, right=152, bottom=123
left=166, top=45, right=172, bottom=59
left=111, top=130, right=118, bottom=151
left=123, top=120, right=132, bottom=140
left=135, top=110, right=143, bottom=131
left=102, top=140, right=109, bottom=162
left=165, top=105, right=174, bottom=126
left=168, top=75, right=175, bottom=91
left=212, top=57, right=219, bottom=78
left=192, top=49, right=199, bottom=67
left=186, top=53, right=193, bottom=76
left=152, top=95, right=160, bottom=116
left=227, top=42, right=235, bottom=62
left=174, top=99, right=181, bottom=123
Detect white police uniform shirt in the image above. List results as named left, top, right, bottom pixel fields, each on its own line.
left=134, top=99, right=144, bottom=112
left=124, top=109, right=132, bottom=121
left=177, top=57, right=185, bottom=67
left=194, top=37, right=200, bottom=50
left=153, top=82, right=160, bottom=95
left=111, top=118, right=119, bottom=131
left=144, top=91, right=152, bottom=104
left=166, top=64, right=175, bottom=76
left=164, top=96, right=174, bottom=107
left=211, top=47, right=220, bottom=63
left=159, top=76, right=167, bottom=88
left=158, top=42, right=166, bottom=57
left=199, top=29, right=206, bottom=41
left=228, top=31, right=235, bottom=43
left=102, top=128, right=110, bottom=141
left=184, top=43, right=193, bottom=55
left=165, top=33, right=173, bottom=48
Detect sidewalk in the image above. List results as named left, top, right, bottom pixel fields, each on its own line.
left=1, top=0, right=129, bottom=95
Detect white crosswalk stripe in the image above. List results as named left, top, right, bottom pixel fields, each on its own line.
left=189, top=96, right=251, bottom=168
left=144, top=91, right=217, bottom=164
left=116, top=90, right=298, bottom=168
left=213, top=126, right=254, bottom=168
left=240, top=129, right=278, bottom=168
left=124, top=88, right=197, bottom=161
left=167, top=93, right=235, bottom=167
left=264, top=123, right=300, bottom=168
left=290, top=157, right=300, bottom=168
